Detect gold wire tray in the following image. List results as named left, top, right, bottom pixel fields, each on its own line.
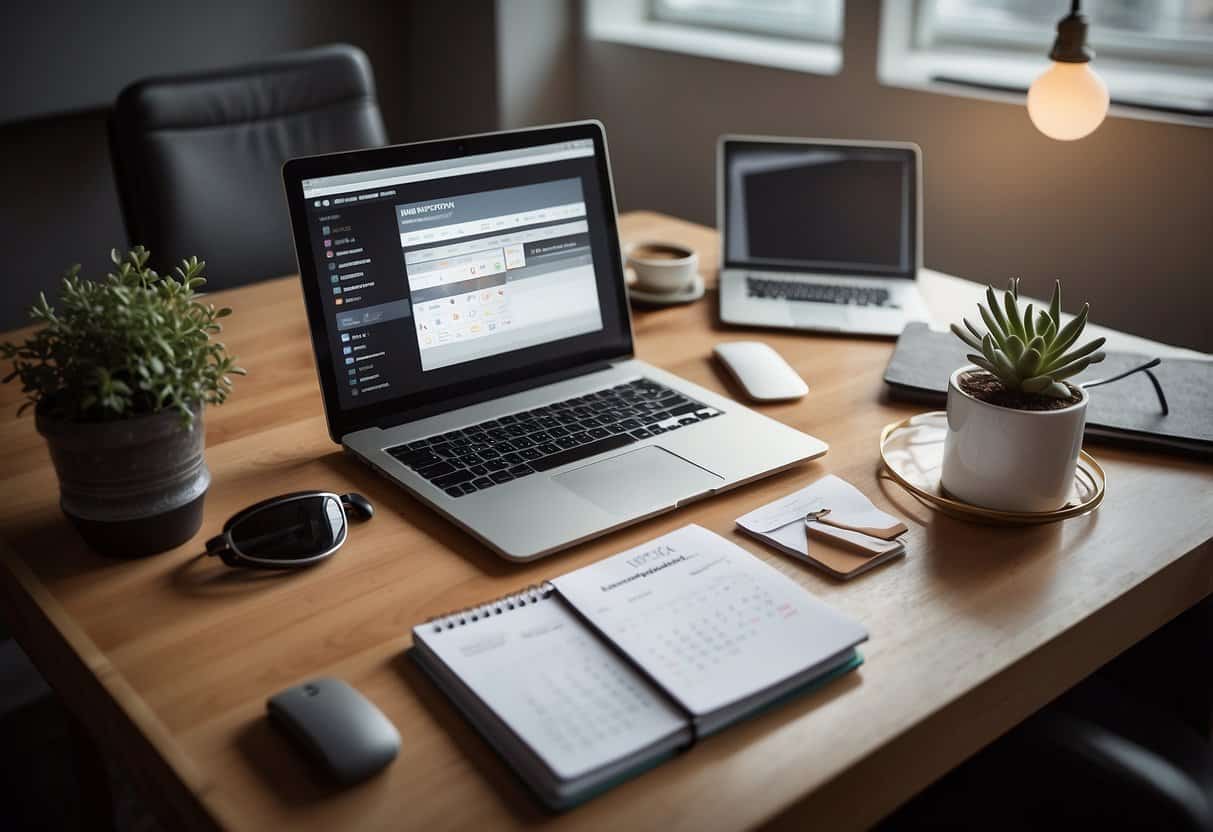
left=879, top=411, right=1106, bottom=525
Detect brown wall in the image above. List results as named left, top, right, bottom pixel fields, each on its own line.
left=575, top=3, right=1213, bottom=351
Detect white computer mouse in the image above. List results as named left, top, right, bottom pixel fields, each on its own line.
left=713, top=341, right=808, bottom=402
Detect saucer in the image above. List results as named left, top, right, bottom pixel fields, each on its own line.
left=626, top=269, right=706, bottom=307
left=879, top=411, right=1105, bottom=525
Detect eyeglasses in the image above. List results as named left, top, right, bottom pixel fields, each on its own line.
left=206, top=491, right=374, bottom=569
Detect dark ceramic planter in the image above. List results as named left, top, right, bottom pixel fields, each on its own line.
left=35, top=403, right=210, bottom=558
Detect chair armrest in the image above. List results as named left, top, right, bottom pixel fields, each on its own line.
left=1022, top=711, right=1213, bottom=832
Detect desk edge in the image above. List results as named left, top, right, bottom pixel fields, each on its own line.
left=0, top=536, right=232, bottom=832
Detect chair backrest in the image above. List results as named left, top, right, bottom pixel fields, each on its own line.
left=109, top=44, right=388, bottom=291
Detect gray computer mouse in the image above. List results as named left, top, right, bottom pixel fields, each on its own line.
left=266, top=677, right=400, bottom=785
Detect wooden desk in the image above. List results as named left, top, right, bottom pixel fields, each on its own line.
left=2, top=212, right=1211, bottom=831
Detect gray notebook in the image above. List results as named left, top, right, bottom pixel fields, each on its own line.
left=884, top=322, right=1213, bottom=456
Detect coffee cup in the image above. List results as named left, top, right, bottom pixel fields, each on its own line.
left=624, top=241, right=698, bottom=294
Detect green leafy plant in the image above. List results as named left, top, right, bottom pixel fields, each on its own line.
left=1, top=247, right=245, bottom=427
left=950, top=278, right=1105, bottom=399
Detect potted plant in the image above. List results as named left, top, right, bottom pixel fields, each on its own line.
left=1, top=247, right=245, bottom=557
left=942, top=278, right=1105, bottom=513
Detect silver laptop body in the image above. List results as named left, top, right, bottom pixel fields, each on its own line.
left=345, top=359, right=823, bottom=561
left=285, top=122, right=826, bottom=562
left=717, top=135, right=928, bottom=337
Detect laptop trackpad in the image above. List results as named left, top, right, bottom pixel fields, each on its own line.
left=791, top=303, right=851, bottom=329
left=553, top=446, right=724, bottom=517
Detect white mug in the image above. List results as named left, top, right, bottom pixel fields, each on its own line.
left=624, top=241, right=698, bottom=294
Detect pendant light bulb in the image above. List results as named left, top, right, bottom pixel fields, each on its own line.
left=1027, top=61, right=1109, bottom=141
left=1028, top=2, right=1109, bottom=141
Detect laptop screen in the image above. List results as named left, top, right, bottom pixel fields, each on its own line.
left=293, top=133, right=630, bottom=417
left=722, top=140, right=918, bottom=278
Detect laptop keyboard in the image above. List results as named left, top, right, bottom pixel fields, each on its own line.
left=384, top=378, right=723, bottom=498
left=747, top=276, right=890, bottom=307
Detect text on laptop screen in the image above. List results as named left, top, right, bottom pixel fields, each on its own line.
left=299, top=140, right=613, bottom=410
left=724, top=142, right=916, bottom=277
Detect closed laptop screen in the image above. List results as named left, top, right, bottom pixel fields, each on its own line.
left=723, top=142, right=916, bottom=277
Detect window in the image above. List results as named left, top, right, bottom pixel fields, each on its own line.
left=585, top=0, right=845, bottom=75
left=879, top=0, right=1213, bottom=123
left=921, top=0, right=1213, bottom=63
left=651, top=0, right=843, bottom=42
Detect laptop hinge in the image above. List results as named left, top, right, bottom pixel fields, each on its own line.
left=372, top=360, right=619, bottom=431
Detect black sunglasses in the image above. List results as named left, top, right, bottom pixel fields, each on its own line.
left=206, top=492, right=374, bottom=569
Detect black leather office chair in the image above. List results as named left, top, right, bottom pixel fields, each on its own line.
left=109, top=44, right=388, bottom=291
left=882, top=599, right=1213, bottom=831
left=881, top=679, right=1213, bottom=831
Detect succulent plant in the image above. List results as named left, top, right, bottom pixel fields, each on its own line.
left=950, top=278, right=1105, bottom=399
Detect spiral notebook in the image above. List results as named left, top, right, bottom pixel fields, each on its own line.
left=410, top=525, right=867, bottom=810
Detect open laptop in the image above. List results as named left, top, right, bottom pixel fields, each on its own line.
left=283, top=122, right=827, bottom=561
left=718, top=136, right=929, bottom=337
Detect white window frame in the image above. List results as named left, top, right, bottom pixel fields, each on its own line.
left=651, top=0, right=843, bottom=42
left=584, top=0, right=844, bottom=76
left=878, top=0, right=1213, bottom=128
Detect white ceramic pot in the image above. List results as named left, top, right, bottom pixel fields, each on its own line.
left=940, top=366, right=1088, bottom=513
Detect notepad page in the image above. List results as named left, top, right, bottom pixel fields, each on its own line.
left=412, top=593, right=687, bottom=782
left=549, top=525, right=868, bottom=719
left=736, top=474, right=903, bottom=538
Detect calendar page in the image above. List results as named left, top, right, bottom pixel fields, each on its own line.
left=413, top=592, right=687, bottom=781
left=550, top=525, right=868, bottom=718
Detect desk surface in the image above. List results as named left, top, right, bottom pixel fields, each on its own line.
left=2, top=211, right=1211, bottom=831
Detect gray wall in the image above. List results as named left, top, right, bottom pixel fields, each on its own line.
left=0, top=1, right=499, bottom=332
left=574, top=3, right=1213, bottom=351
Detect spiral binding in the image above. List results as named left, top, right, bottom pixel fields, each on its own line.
left=426, top=583, right=554, bottom=633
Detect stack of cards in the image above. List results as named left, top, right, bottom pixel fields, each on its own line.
left=736, top=475, right=908, bottom=580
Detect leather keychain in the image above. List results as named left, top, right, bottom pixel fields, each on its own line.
left=812, top=510, right=908, bottom=541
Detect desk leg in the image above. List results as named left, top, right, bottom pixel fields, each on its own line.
left=69, top=713, right=116, bottom=832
